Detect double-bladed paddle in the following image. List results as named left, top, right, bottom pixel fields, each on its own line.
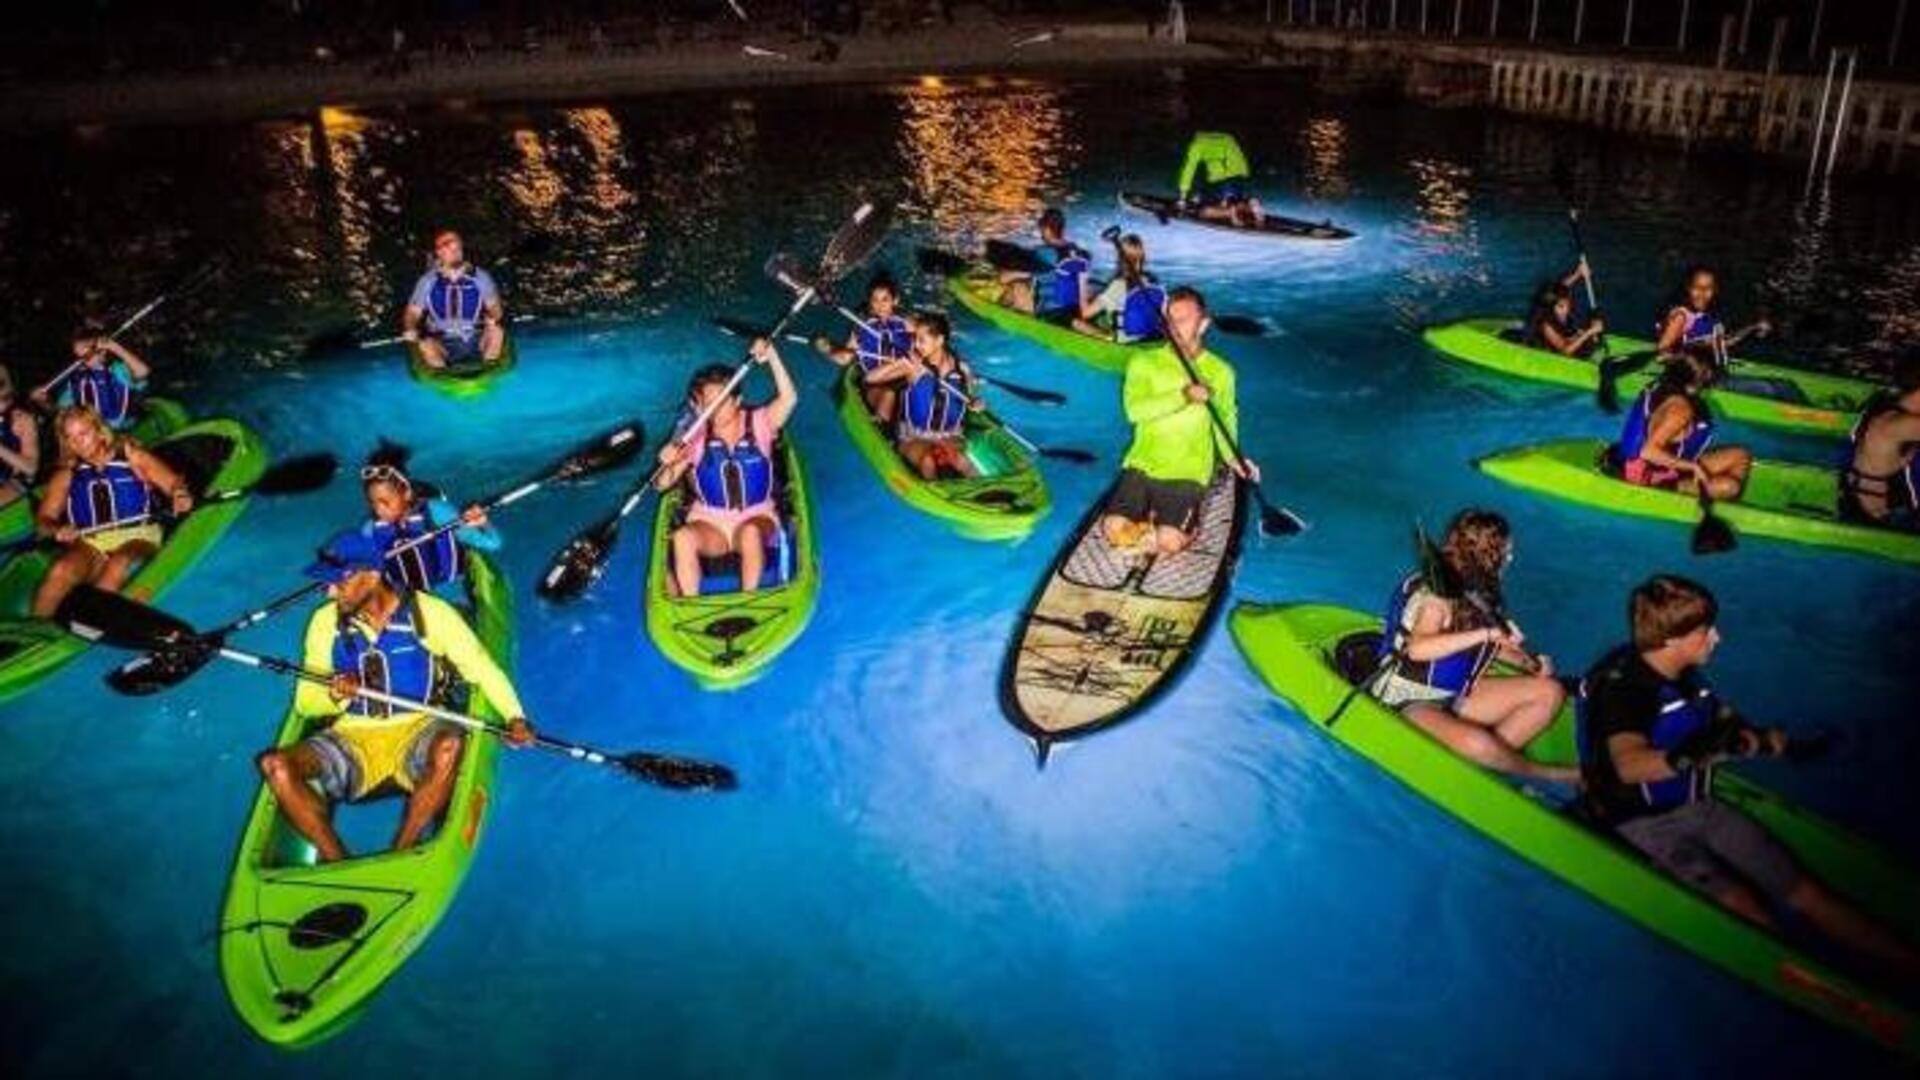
left=1160, top=316, right=1307, bottom=539
left=60, top=587, right=735, bottom=791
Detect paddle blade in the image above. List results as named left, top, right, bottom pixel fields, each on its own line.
left=983, top=239, right=1047, bottom=275
left=1211, top=314, right=1267, bottom=337
left=711, top=315, right=769, bottom=340
left=1596, top=357, right=1624, bottom=413
left=1691, top=502, right=1738, bottom=555
left=915, top=246, right=973, bottom=277
left=983, top=377, right=1065, bottom=406
left=1784, top=725, right=1844, bottom=764
left=54, top=586, right=199, bottom=650
left=763, top=253, right=816, bottom=296
left=1039, top=447, right=1097, bottom=465
left=538, top=517, right=619, bottom=601
left=1259, top=503, right=1309, bottom=538
left=818, top=200, right=894, bottom=285
left=301, top=324, right=365, bottom=359
left=620, top=751, right=738, bottom=791
left=557, top=422, right=647, bottom=481
left=105, top=636, right=222, bottom=696
left=249, top=453, right=339, bottom=496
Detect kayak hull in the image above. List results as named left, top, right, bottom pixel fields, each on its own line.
left=407, top=335, right=517, bottom=398
left=1228, top=601, right=1920, bottom=1058
left=945, top=273, right=1151, bottom=375
left=644, top=436, right=819, bottom=689
left=0, top=415, right=266, bottom=706
left=833, top=366, right=1050, bottom=541
left=1423, top=319, right=1876, bottom=439
left=1476, top=438, right=1920, bottom=565
left=1119, top=191, right=1356, bottom=242
left=218, top=552, right=512, bottom=1049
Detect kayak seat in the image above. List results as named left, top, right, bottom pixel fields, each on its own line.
left=1332, top=631, right=1385, bottom=686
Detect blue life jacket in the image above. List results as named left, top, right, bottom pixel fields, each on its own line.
left=692, top=413, right=774, bottom=511
left=1577, top=662, right=1719, bottom=813
left=901, top=364, right=969, bottom=438
left=1377, top=572, right=1496, bottom=704
left=1036, top=242, right=1091, bottom=315
left=366, top=504, right=464, bottom=593
left=1840, top=392, right=1920, bottom=515
left=65, top=448, right=152, bottom=532
left=425, top=271, right=487, bottom=341
left=1663, top=306, right=1723, bottom=353
left=1118, top=279, right=1168, bottom=343
left=332, top=597, right=438, bottom=718
left=68, top=365, right=135, bottom=428
left=1615, top=387, right=1714, bottom=466
left=853, top=315, right=913, bottom=374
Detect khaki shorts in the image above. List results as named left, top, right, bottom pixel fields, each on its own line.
left=79, top=521, right=163, bottom=555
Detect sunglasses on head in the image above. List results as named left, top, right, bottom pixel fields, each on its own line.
left=360, top=464, right=411, bottom=487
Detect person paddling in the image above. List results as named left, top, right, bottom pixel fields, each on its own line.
left=356, top=442, right=499, bottom=596
left=1579, top=575, right=1919, bottom=976
left=1838, top=358, right=1920, bottom=531
left=1525, top=259, right=1604, bottom=357
left=33, top=329, right=152, bottom=430
left=401, top=230, right=506, bottom=370
left=1101, top=286, right=1258, bottom=555
left=30, top=406, right=191, bottom=617
left=1175, top=131, right=1265, bottom=227
left=1369, top=510, right=1577, bottom=785
left=654, top=338, right=798, bottom=597
left=814, top=273, right=914, bottom=423
left=0, top=365, right=42, bottom=509
left=1076, top=233, right=1167, bottom=345
left=1653, top=267, right=1770, bottom=368
left=1609, top=352, right=1752, bottom=500
left=869, top=312, right=979, bottom=480
left=254, top=530, right=532, bottom=863
left=997, top=207, right=1091, bottom=325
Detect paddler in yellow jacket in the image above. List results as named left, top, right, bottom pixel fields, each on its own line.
left=1176, top=131, right=1265, bottom=227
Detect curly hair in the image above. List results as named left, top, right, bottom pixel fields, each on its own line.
left=1440, top=508, right=1511, bottom=601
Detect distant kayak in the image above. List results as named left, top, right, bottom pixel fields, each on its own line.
left=1476, top=437, right=1920, bottom=566
left=1000, top=469, right=1246, bottom=763
left=1424, top=319, right=1876, bottom=439
left=1120, top=191, right=1356, bottom=242
left=946, top=272, right=1153, bottom=375
left=407, top=334, right=517, bottom=398
left=1229, top=601, right=1920, bottom=1061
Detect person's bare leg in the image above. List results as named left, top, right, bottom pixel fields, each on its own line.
left=394, top=730, right=464, bottom=850
left=417, top=338, right=448, bottom=369
left=31, top=546, right=103, bottom=617
left=737, top=520, right=767, bottom=593
left=1711, top=881, right=1778, bottom=929
left=671, top=522, right=727, bottom=597
left=93, top=541, right=156, bottom=596
left=1002, top=281, right=1036, bottom=312
left=1785, top=878, right=1920, bottom=974
left=1458, top=675, right=1567, bottom=754
left=1402, top=701, right=1577, bottom=783
left=1154, top=524, right=1193, bottom=554
left=258, top=745, right=348, bottom=862
left=1102, top=515, right=1150, bottom=549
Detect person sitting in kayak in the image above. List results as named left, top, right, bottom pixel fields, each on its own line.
left=29, top=406, right=192, bottom=617
left=1076, top=232, right=1166, bottom=345
left=356, top=441, right=499, bottom=596
left=1369, top=510, right=1579, bottom=785
left=870, top=312, right=979, bottom=481
left=1608, top=352, right=1751, bottom=500
left=1524, top=259, right=1604, bottom=357
left=1579, top=574, right=1918, bottom=973
left=254, top=530, right=533, bottom=863
left=1101, top=286, right=1259, bottom=555
left=31, top=330, right=151, bottom=431
left=402, top=230, right=506, bottom=370
left=814, top=273, right=914, bottom=423
left=0, top=365, right=42, bottom=509
left=1838, top=358, right=1920, bottom=531
left=998, top=207, right=1091, bottom=326
left=1653, top=267, right=1770, bottom=369
left=654, top=337, right=798, bottom=596
left=1176, top=131, right=1264, bottom=227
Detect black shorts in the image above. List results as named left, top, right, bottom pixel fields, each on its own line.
left=1033, top=304, right=1079, bottom=327
left=1106, top=468, right=1205, bottom=532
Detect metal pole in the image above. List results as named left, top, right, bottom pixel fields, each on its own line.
left=1574, top=0, right=1587, bottom=45
left=1716, top=13, right=1736, bottom=68
left=1489, top=0, right=1500, bottom=38
left=1530, top=0, right=1541, bottom=42
left=1738, top=0, right=1753, bottom=54
left=1676, top=0, right=1690, bottom=51
left=1420, top=0, right=1429, bottom=35
left=1893, top=0, right=1911, bottom=68
left=1622, top=0, right=1634, bottom=48
left=1391, top=0, right=1399, bottom=32
left=1824, top=48, right=1857, bottom=177
left=1766, top=15, right=1788, bottom=77
left=1805, top=47, right=1838, bottom=183
left=1808, top=0, right=1826, bottom=62
left=1453, top=0, right=1463, bottom=38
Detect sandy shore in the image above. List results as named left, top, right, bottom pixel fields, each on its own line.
left=2, top=15, right=1231, bottom=128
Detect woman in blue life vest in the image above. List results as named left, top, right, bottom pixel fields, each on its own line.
left=356, top=441, right=501, bottom=596
left=1369, top=509, right=1577, bottom=784
left=31, top=331, right=152, bottom=431
left=0, top=365, right=42, bottom=509
left=813, top=273, right=915, bottom=423
left=1838, top=359, right=1920, bottom=530
left=868, top=312, right=979, bottom=481
left=1611, top=351, right=1752, bottom=500
left=1524, top=258, right=1605, bottom=357
left=29, top=406, right=192, bottom=617
left=401, top=230, right=506, bottom=369
left=997, top=207, right=1090, bottom=326
left=654, top=337, right=799, bottom=597
left=1076, top=233, right=1167, bottom=345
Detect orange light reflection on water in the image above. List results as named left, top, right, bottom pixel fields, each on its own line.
left=894, top=80, right=1076, bottom=249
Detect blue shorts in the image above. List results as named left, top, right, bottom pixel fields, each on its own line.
left=1195, top=177, right=1251, bottom=206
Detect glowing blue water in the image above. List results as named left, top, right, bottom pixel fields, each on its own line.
left=2, top=75, right=1917, bottom=1076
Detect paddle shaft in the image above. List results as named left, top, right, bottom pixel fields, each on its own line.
left=32, top=269, right=210, bottom=398
left=1562, top=209, right=1611, bottom=361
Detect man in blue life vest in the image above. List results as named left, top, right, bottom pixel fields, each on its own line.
left=401, top=230, right=506, bottom=370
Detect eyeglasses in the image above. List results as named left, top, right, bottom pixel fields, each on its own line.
left=360, top=464, right=411, bottom=486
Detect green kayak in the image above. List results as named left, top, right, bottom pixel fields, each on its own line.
left=1229, top=601, right=1920, bottom=1059
left=407, top=334, right=517, bottom=398
left=219, top=551, right=512, bottom=1049
left=946, top=272, right=1154, bottom=374
left=0, top=397, right=192, bottom=541
left=644, top=435, right=819, bottom=689
left=0, top=415, right=265, bottom=706
left=833, top=366, right=1050, bottom=541
left=1476, top=438, right=1920, bottom=566
left=1424, top=318, right=1877, bottom=439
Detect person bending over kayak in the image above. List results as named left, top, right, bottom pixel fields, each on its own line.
left=30, top=406, right=191, bottom=617
left=814, top=273, right=914, bottom=423
left=655, top=337, right=798, bottom=596
left=0, top=365, right=42, bottom=509
left=1839, top=358, right=1920, bottom=530
left=1580, top=574, right=1919, bottom=973
left=1175, top=131, right=1264, bottom=227
left=31, top=330, right=152, bottom=431
left=1076, top=233, right=1166, bottom=345
left=870, top=312, right=979, bottom=481
left=1101, top=286, right=1260, bottom=555
left=255, top=530, right=533, bottom=863
left=402, top=229, right=506, bottom=370
left=1609, top=352, right=1751, bottom=500
left=997, top=207, right=1091, bottom=325
left=356, top=441, right=499, bottom=596
left=1525, top=259, right=1604, bottom=358
left=1370, top=510, right=1578, bottom=785
left=1653, top=266, right=1770, bottom=367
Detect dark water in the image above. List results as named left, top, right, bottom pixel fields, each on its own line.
left=2, top=69, right=1918, bottom=1077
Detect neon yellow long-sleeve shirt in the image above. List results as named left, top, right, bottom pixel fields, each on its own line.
left=1176, top=132, right=1252, bottom=198
left=294, top=592, right=525, bottom=722
left=1120, top=342, right=1238, bottom=485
